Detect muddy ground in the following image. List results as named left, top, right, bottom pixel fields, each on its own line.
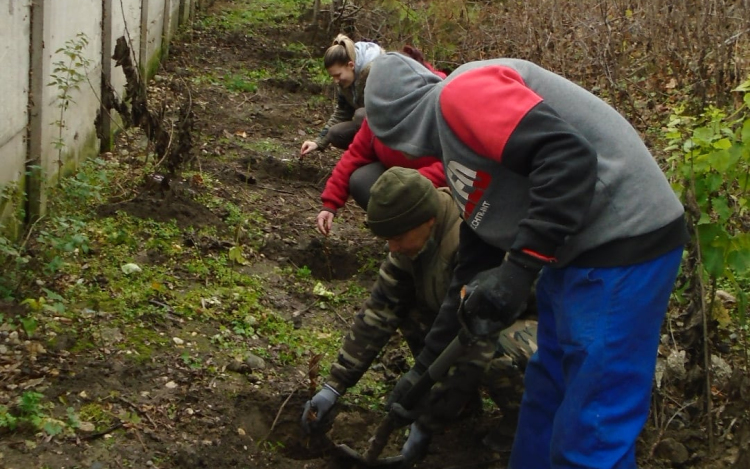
left=1, top=1, right=749, bottom=468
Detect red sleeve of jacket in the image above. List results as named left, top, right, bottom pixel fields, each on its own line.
left=439, top=66, right=597, bottom=261
left=416, top=159, right=447, bottom=188
left=440, top=66, right=541, bottom=161
left=371, top=138, right=446, bottom=188
left=423, top=61, right=447, bottom=79
left=320, top=120, right=378, bottom=211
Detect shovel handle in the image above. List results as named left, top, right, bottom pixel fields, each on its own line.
left=363, top=288, right=473, bottom=464
left=364, top=334, right=469, bottom=463
left=363, top=413, right=404, bottom=463
left=400, top=334, right=467, bottom=410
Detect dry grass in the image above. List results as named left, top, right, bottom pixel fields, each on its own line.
left=349, top=0, right=750, bottom=123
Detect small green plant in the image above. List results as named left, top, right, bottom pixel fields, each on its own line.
left=21, top=288, right=67, bottom=316
left=195, top=0, right=308, bottom=31
left=0, top=405, right=18, bottom=430
left=35, top=216, right=91, bottom=275
left=222, top=69, right=270, bottom=93
left=59, top=157, right=110, bottom=205
left=247, top=138, right=285, bottom=156
left=180, top=352, right=203, bottom=370
left=0, top=391, right=67, bottom=436
left=0, top=228, right=30, bottom=298
left=296, top=265, right=312, bottom=279
left=18, top=316, right=38, bottom=338
left=48, top=33, right=92, bottom=181
left=664, top=77, right=750, bottom=323
left=223, top=73, right=258, bottom=93
left=260, top=439, right=285, bottom=452
left=77, top=402, right=113, bottom=431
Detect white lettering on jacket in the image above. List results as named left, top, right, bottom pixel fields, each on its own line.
left=446, top=160, right=492, bottom=221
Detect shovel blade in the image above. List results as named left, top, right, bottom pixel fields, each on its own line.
left=336, top=444, right=405, bottom=468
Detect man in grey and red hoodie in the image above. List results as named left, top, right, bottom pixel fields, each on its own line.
left=364, top=53, right=688, bottom=469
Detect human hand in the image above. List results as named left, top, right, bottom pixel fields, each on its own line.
left=316, top=210, right=335, bottom=236
left=463, top=256, right=540, bottom=337
left=301, top=385, right=339, bottom=434
left=300, top=141, right=319, bottom=156
left=399, top=422, right=432, bottom=468
left=386, top=367, right=422, bottom=410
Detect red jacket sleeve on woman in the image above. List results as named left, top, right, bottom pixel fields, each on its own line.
left=423, top=61, right=447, bottom=79
left=321, top=121, right=379, bottom=212
left=321, top=120, right=447, bottom=212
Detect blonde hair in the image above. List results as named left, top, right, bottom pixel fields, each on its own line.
left=323, top=34, right=356, bottom=68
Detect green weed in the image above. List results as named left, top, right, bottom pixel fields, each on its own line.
left=78, top=402, right=115, bottom=431
left=48, top=33, right=92, bottom=182
left=664, top=77, right=750, bottom=324
left=296, top=265, right=312, bottom=279
left=0, top=391, right=71, bottom=436
left=195, top=0, right=309, bottom=31
left=223, top=73, right=259, bottom=93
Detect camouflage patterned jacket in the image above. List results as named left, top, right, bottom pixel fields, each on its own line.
left=326, top=188, right=460, bottom=393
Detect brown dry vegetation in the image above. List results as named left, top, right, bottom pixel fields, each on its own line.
left=350, top=0, right=750, bottom=124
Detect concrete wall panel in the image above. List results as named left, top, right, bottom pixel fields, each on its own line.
left=143, top=0, right=167, bottom=76
left=110, top=0, right=142, bottom=97
left=0, top=0, right=31, bottom=197
left=181, top=0, right=193, bottom=24
left=164, top=0, right=181, bottom=43
left=41, top=0, right=103, bottom=181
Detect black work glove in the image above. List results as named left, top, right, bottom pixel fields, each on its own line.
left=386, top=366, right=423, bottom=410
left=301, top=384, right=339, bottom=434
left=399, top=422, right=432, bottom=468
left=462, top=253, right=543, bottom=337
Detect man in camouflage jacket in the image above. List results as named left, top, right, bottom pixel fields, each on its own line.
left=301, top=167, right=537, bottom=446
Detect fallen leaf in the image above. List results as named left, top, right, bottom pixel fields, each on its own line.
left=78, top=421, right=96, bottom=432
left=713, top=302, right=732, bottom=328
left=20, top=377, right=46, bottom=390
left=165, top=381, right=178, bottom=389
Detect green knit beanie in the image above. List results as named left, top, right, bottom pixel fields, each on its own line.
left=367, top=167, right=439, bottom=238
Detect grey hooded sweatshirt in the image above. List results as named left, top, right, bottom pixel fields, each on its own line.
left=364, top=53, right=687, bottom=267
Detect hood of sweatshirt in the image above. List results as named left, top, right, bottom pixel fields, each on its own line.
left=354, top=42, right=384, bottom=75
left=364, top=52, right=443, bottom=158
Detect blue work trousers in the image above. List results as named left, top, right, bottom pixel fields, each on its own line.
left=509, top=247, right=683, bottom=469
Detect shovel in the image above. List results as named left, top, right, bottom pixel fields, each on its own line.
left=335, top=329, right=474, bottom=467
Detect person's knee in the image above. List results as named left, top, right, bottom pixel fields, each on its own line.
left=327, top=121, right=359, bottom=149
left=350, top=163, right=386, bottom=209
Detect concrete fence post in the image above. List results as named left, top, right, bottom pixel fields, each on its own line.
left=0, top=0, right=32, bottom=235
left=27, top=0, right=49, bottom=220
left=140, top=0, right=149, bottom=77
left=162, top=0, right=172, bottom=55
left=101, top=0, right=114, bottom=152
